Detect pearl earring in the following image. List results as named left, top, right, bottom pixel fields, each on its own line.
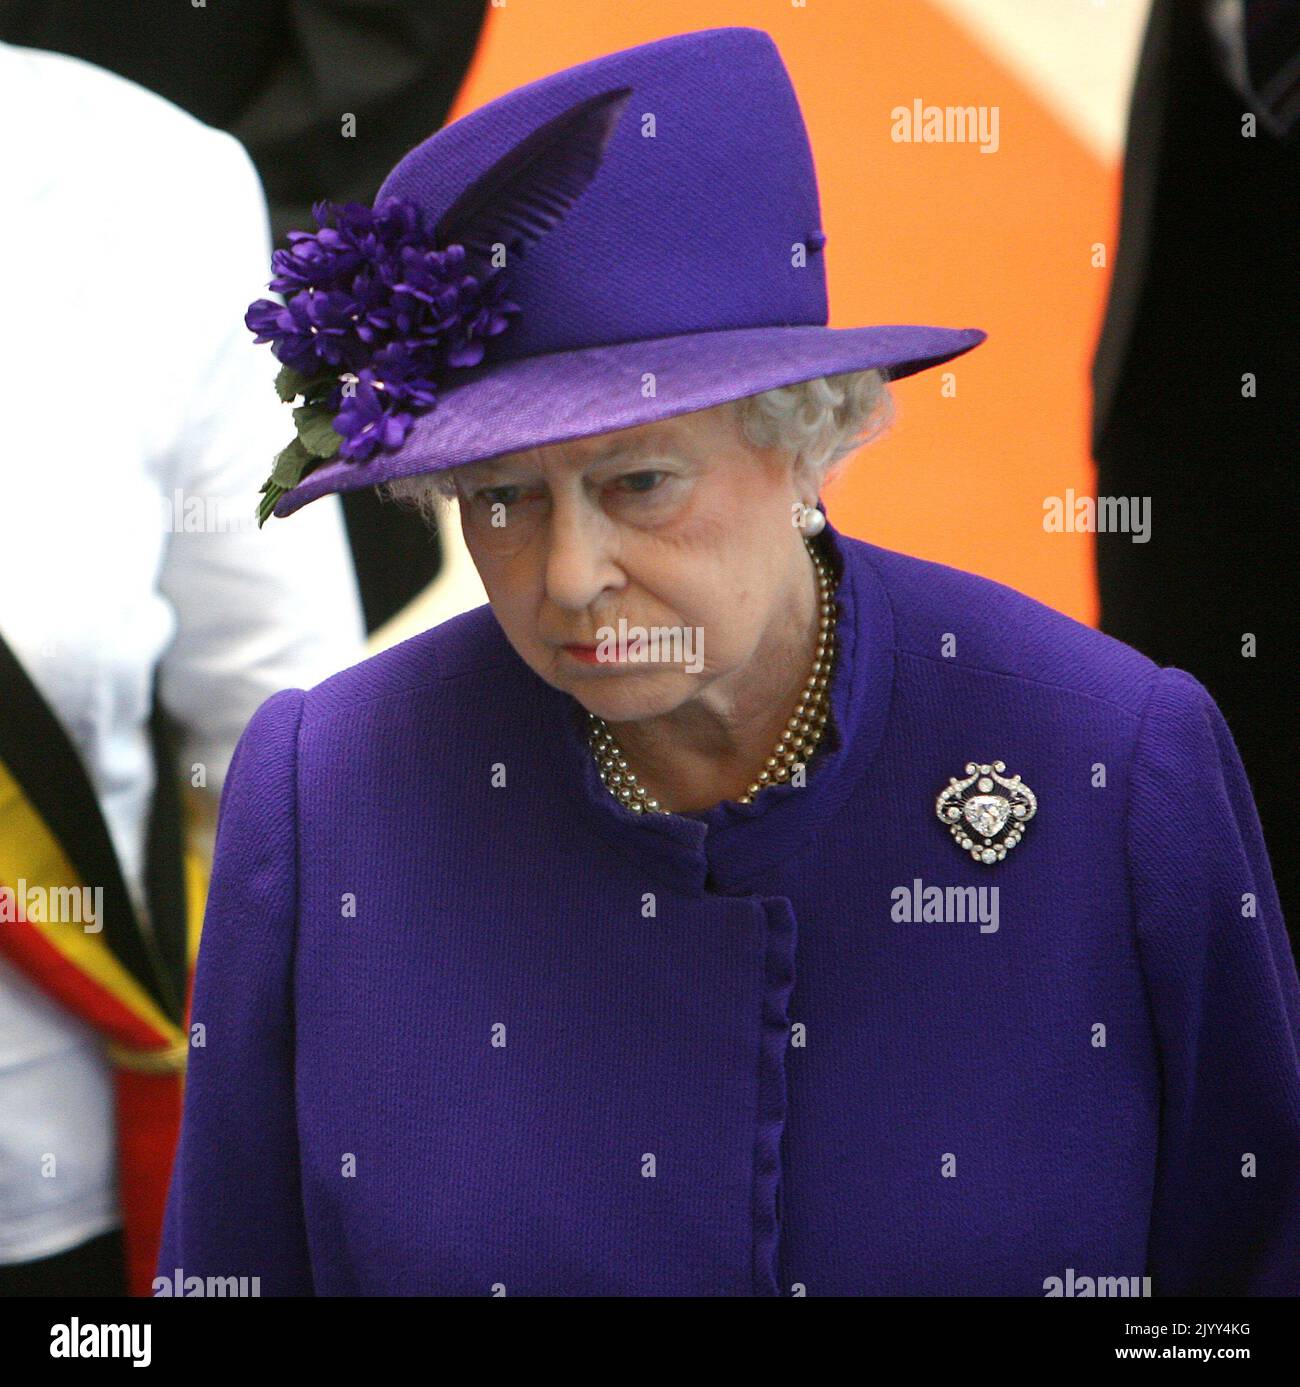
left=798, top=503, right=826, bottom=536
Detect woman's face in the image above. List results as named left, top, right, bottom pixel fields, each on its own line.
left=452, top=400, right=815, bottom=725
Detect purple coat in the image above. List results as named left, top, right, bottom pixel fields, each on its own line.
left=157, top=517, right=1300, bottom=1295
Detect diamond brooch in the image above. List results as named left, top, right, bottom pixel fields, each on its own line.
left=935, top=761, right=1037, bottom=865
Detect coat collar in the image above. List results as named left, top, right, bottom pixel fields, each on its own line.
left=535, top=509, right=897, bottom=897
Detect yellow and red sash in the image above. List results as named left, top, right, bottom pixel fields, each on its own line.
left=0, top=631, right=206, bottom=1295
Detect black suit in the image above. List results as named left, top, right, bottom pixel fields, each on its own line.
left=1092, top=0, right=1299, bottom=951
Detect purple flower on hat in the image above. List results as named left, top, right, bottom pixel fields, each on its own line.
left=332, top=380, right=415, bottom=462
left=245, top=83, right=634, bottom=526
left=444, top=270, right=519, bottom=368
left=331, top=346, right=443, bottom=460
left=243, top=194, right=522, bottom=517
left=352, top=344, right=442, bottom=408
left=247, top=195, right=515, bottom=392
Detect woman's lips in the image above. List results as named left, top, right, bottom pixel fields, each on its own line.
left=562, top=645, right=609, bottom=665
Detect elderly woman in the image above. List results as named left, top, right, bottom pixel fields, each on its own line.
left=158, top=29, right=1299, bottom=1297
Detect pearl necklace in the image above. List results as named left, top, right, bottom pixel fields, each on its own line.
left=586, top=535, right=838, bottom=815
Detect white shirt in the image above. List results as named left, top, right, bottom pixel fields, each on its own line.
left=0, top=41, right=366, bottom=1262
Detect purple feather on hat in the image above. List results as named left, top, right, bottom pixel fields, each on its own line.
left=246, top=85, right=634, bottom=526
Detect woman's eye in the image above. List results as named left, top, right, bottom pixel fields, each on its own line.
left=469, top=471, right=671, bottom=510
left=473, top=485, right=524, bottom=507
left=613, top=470, right=668, bottom=496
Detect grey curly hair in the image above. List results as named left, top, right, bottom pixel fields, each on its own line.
left=377, top=367, right=893, bottom=523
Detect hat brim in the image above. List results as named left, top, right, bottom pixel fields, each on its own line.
left=273, top=322, right=986, bottom=518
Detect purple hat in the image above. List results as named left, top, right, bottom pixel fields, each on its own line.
left=249, top=26, right=986, bottom=522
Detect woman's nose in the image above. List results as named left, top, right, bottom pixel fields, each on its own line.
left=543, top=497, right=621, bottom=610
